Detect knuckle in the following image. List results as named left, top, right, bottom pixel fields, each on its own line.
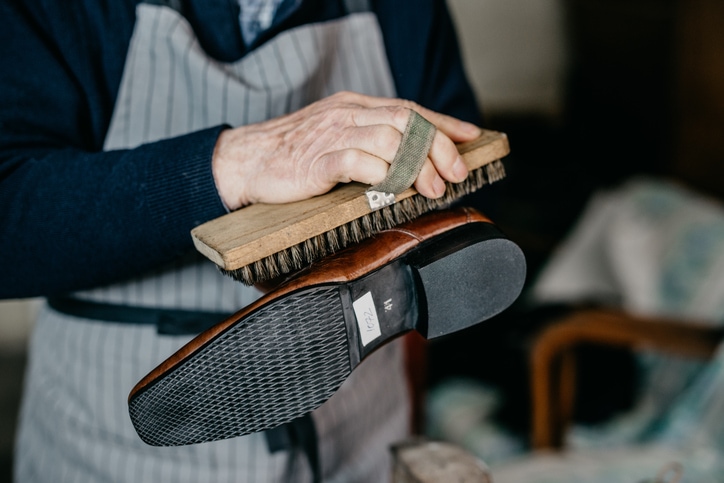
left=333, top=90, right=359, bottom=104
left=348, top=148, right=369, bottom=169
left=376, top=125, right=401, bottom=153
left=310, top=156, right=341, bottom=186
left=333, top=149, right=362, bottom=178
left=389, top=105, right=410, bottom=126
left=402, top=99, right=420, bottom=110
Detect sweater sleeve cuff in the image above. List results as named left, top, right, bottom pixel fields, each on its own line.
left=140, top=125, right=230, bottom=255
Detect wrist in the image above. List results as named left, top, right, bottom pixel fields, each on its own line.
left=212, top=127, right=248, bottom=211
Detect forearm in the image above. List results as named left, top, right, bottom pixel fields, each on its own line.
left=0, top=127, right=228, bottom=298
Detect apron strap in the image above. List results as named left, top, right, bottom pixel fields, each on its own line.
left=267, top=414, right=321, bottom=482
left=47, top=296, right=230, bottom=336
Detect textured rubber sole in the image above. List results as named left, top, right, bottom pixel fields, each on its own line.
left=129, top=222, right=525, bottom=446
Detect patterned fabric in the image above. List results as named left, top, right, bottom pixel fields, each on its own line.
left=497, top=177, right=724, bottom=482
left=534, top=177, right=724, bottom=321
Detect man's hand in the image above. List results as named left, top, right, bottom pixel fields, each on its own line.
left=212, top=91, right=482, bottom=210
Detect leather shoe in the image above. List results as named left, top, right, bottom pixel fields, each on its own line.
left=128, top=206, right=526, bottom=446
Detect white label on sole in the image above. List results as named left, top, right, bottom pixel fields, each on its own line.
left=353, top=291, right=382, bottom=346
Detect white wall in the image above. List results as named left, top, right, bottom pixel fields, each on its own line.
left=447, top=0, right=568, bottom=117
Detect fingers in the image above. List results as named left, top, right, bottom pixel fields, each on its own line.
left=350, top=106, right=470, bottom=178
left=337, top=109, right=470, bottom=199
left=414, top=130, right=470, bottom=198
left=347, top=92, right=481, bottom=143
left=335, top=124, right=402, bottom=164
left=315, top=149, right=391, bottom=187
left=316, top=138, right=468, bottom=201
left=343, top=96, right=477, bottom=195
left=413, top=105, right=481, bottom=143
left=427, top=129, right=469, bottom=183
left=413, top=160, right=447, bottom=199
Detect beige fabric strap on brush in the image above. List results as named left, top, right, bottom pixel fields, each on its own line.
left=365, top=111, right=436, bottom=210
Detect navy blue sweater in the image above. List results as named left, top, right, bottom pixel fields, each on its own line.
left=0, top=0, right=481, bottom=298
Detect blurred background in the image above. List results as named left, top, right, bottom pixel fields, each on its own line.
left=2, top=0, right=723, bottom=481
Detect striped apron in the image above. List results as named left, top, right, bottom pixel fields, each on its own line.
left=14, top=2, right=410, bottom=482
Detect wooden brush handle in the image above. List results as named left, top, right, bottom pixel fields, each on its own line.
left=191, top=129, right=510, bottom=271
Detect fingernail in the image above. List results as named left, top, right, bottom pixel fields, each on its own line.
left=453, top=156, right=468, bottom=181
left=433, top=176, right=446, bottom=197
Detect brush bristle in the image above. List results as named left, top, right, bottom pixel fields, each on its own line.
left=221, top=160, right=506, bottom=285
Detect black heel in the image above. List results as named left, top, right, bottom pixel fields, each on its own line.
left=344, top=222, right=525, bottom=361
left=409, top=222, right=526, bottom=338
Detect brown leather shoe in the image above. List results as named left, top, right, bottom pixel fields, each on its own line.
left=128, top=207, right=526, bottom=446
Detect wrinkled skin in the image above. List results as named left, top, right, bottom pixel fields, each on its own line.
left=212, top=91, right=481, bottom=210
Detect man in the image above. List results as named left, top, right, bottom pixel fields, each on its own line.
left=0, top=0, right=482, bottom=481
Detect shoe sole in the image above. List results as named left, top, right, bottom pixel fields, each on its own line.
left=128, top=222, right=525, bottom=446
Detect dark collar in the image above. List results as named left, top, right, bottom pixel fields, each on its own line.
left=179, top=0, right=350, bottom=62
